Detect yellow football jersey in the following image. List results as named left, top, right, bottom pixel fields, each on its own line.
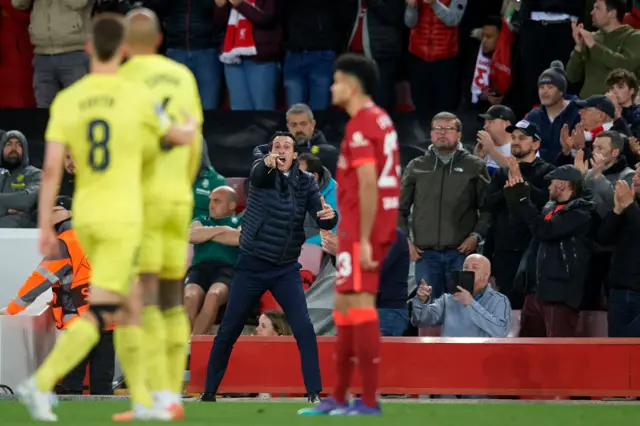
left=119, top=54, right=204, bottom=205
left=45, top=74, right=171, bottom=226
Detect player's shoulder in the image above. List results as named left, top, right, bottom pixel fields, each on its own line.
left=349, top=104, right=393, bottom=133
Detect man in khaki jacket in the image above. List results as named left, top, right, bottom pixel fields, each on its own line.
left=12, top=0, right=93, bottom=108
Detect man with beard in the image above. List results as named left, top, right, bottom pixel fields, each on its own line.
left=504, top=165, right=597, bottom=337
left=597, top=168, right=640, bottom=337
left=399, top=111, right=491, bottom=301
left=0, top=130, right=42, bottom=228
left=285, top=103, right=339, bottom=176
left=482, top=120, right=555, bottom=308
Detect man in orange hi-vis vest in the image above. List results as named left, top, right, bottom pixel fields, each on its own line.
left=0, top=196, right=114, bottom=395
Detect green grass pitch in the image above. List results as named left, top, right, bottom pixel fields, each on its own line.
left=2, top=400, right=640, bottom=426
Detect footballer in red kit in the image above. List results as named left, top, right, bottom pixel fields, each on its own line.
left=297, top=53, right=399, bottom=417
left=335, top=104, right=400, bottom=294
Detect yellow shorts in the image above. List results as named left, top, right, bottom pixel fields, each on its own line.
left=74, top=222, right=142, bottom=296
left=139, top=203, right=192, bottom=279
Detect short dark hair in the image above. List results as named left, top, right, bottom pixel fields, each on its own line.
left=92, top=14, right=126, bottom=62
left=602, top=0, right=627, bottom=22
left=483, top=15, right=503, bottom=30
left=298, top=153, right=323, bottom=176
left=606, top=68, right=639, bottom=94
left=268, top=131, right=297, bottom=151
left=432, top=111, right=463, bottom=133
left=596, top=130, right=625, bottom=152
left=333, top=53, right=379, bottom=97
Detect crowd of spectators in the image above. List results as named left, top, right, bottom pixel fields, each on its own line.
left=2, top=0, right=640, bottom=398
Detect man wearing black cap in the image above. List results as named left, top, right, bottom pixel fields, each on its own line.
left=476, top=105, right=517, bottom=175
left=525, top=61, right=580, bottom=163
left=482, top=119, right=555, bottom=308
left=503, top=165, right=597, bottom=337
left=558, top=94, right=632, bottom=166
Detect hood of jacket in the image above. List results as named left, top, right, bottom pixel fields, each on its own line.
left=0, top=130, right=29, bottom=169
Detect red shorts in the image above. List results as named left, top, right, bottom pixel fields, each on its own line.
left=335, top=240, right=391, bottom=294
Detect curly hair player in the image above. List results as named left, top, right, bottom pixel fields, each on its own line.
left=299, top=53, right=400, bottom=416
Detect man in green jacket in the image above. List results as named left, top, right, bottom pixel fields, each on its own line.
left=193, top=140, right=227, bottom=219
left=566, top=0, right=640, bottom=98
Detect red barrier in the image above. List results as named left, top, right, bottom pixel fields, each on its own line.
left=188, top=336, right=640, bottom=396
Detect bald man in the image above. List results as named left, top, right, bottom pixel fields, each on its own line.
left=186, top=186, right=242, bottom=336
left=411, top=254, right=512, bottom=338
left=117, top=8, right=204, bottom=420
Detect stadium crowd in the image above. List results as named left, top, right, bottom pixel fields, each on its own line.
left=1, top=0, right=640, bottom=397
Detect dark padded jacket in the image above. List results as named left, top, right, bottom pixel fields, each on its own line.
left=144, top=0, right=221, bottom=50
left=240, top=153, right=338, bottom=266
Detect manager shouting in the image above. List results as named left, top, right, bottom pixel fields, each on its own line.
left=201, top=132, right=338, bottom=402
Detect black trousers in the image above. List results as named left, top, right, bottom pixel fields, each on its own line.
left=511, top=19, right=575, bottom=119
left=60, top=330, right=114, bottom=395
left=492, top=250, right=525, bottom=310
left=204, top=262, right=322, bottom=394
left=409, top=54, right=459, bottom=119
left=373, top=57, right=397, bottom=114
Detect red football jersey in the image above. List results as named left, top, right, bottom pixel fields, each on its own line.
left=336, top=103, right=400, bottom=245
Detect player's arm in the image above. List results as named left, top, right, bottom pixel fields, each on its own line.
left=349, top=131, right=378, bottom=244
left=140, top=93, right=196, bottom=147
left=39, top=98, right=68, bottom=231
left=38, top=142, right=65, bottom=230
left=6, top=240, right=71, bottom=315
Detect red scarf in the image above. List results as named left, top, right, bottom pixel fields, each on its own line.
left=544, top=204, right=566, bottom=221
left=489, top=18, right=514, bottom=96
left=219, top=1, right=257, bottom=65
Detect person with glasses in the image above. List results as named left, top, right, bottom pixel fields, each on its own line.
left=398, top=111, right=491, bottom=300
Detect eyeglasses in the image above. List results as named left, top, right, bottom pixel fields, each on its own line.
left=431, top=126, right=458, bottom=133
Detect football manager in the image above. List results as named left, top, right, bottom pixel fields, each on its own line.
left=201, top=131, right=338, bottom=402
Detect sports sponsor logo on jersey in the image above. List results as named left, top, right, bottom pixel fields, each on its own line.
left=349, top=131, right=370, bottom=148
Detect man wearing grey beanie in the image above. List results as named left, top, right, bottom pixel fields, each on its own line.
left=525, top=61, right=581, bottom=163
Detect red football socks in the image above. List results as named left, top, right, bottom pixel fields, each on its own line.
left=331, top=310, right=355, bottom=404
left=350, top=307, right=380, bottom=408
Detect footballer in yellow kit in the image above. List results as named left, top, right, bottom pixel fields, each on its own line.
left=119, top=37, right=203, bottom=281
left=45, top=75, right=171, bottom=296
left=19, top=14, right=197, bottom=423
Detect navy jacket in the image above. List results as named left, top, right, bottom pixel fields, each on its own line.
left=377, top=228, right=410, bottom=309
left=525, top=98, right=580, bottom=164
left=145, top=0, right=222, bottom=50
left=239, top=155, right=338, bottom=267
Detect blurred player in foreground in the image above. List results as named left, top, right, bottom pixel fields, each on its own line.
left=114, top=9, right=203, bottom=421
left=17, top=14, right=196, bottom=422
left=299, top=54, right=400, bottom=416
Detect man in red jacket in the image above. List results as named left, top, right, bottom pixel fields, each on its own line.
left=0, top=0, right=35, bottom=108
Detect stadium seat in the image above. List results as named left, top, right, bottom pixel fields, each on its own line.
left=418, top=326, right=441, bottom=337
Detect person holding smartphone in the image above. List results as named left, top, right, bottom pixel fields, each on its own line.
left=411, top=254, right=512, bottom=338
